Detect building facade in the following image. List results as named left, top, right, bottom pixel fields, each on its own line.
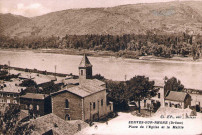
left=51, top=54, right=113, bottom=122
left=0, top=80, right=25, bottom=104
left=165, top=91, right=191, bottom=109
left=20, top=93, right=52, bottom=116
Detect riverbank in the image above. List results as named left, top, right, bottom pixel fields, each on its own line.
left=1, top=48, right=201, bottom=63
left=0, top=48, right=202, bottom=89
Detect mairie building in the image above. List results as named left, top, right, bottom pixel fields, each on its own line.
left=51, top=54, right=113, bottom=122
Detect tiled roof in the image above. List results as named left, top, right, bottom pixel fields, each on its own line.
left=20, top=93, right=49, bottom=100
left=31, top=73, right=55, bottom=85
left=79, top=54, right=92, bottom=67
left=165, top=91, right=187, bottom=102
left=85, top=79, right=105, bottom=86
left=51, top=79, right=106, bottom=97
left=63, top=79, right=79, bottom=85
left=26, top=113, right=88, bottom=135
left=0, top=80, right=26, bottom=93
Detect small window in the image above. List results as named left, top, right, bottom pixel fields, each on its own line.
left=13, top=94, right=16, bottom=98
left=7, top=99, right=10, bottom=103
left=169, top=102, right=172, bottom=107
left=13, top=100, right=17, bottom=104
left=93, top=102, right=96, bottom=109
left=158, top=93, right=160, bottom=98
left=7, top=94, right=10, bottom=97
left=101, top=99, right=103, bottom=106
left=36, top=105, right=40, bottom=110
left=0, top=94, right=3, bottom=97
left=65, top=99, right=69, bottom=108
left=25, top=104, right=28, bottom=109
left=81, top=70, right=83, bottom=75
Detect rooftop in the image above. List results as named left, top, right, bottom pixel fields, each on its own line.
left=0, top=80, right=26, bottom=93
left=32, top=74, right=55, bottom=85
left=63, top=79, right=79, bottom=85
left=51, top=79, right=105, bottom=97
left=79, top=54, right=92, bottom=68
left=20, top=93, right=49, bottom=100
left=165, top=91, right=188, bottom=102
left=25, top=113, right=88, bottom=135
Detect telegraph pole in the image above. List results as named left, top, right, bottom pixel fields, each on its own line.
left=8, top=61, right=10, bottom=75
left=54, top=65, right=57, bottom=80
left=124, top=75, right=127, bottom=81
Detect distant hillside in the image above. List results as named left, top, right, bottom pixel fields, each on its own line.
left=0, top=13, right=30, bottom=35
left=1, top=1, right=202, bottom=37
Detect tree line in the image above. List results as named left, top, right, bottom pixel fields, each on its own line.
left=0, top=33, right=201, bottom=59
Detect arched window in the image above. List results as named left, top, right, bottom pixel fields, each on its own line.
left=29, top=104, right=33, bottom=110
left=65, top=99, right=69, bottom=108
left=65, top=114, right=71, bottom=120
left=81, top=70, right=83, bottom=75
left=36, top=105, right=40, bottom=111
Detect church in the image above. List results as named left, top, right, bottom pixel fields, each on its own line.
left=51, top=54, right=113, bottom=122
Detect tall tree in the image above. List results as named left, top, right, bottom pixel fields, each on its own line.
left=164, top=77, right=184, bottom=95
left=126, top=76, right=156, bottom=113
left=107, top=81, right=129, bottom=111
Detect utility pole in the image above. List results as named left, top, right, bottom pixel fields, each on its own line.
left=98, top=100, right=99, bottom=121
left=90, top=102, right=91, bottom=122
left=8, top=61, right=10, bottom=75
left=54, top=65, right=57, bottom=80
left=124, top=75, right=127, bottom=81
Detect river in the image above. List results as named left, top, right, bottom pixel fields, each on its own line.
left=0, top=50, right=201, bottom=89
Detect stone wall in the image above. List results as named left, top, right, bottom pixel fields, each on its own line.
left=52, top=91, right=82, bottom=120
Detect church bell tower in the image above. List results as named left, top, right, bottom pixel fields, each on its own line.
left=79, top=54, right=92, bottom=84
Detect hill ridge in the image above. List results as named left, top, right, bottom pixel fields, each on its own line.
left=0, top=1, right=202, bottom=37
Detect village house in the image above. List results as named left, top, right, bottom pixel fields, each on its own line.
left=51, top=54, right=113, bottom=122
left=164, top=91, right=191, bottom=109
left=137, top=80, right=194, bottom=111
left=137, top=85, right=164, bottom=111
left=184, top=88, right=202, bottom=112
left=20, top=93, right=52, bottom=116
left=0, top=79, right=26, bottom=104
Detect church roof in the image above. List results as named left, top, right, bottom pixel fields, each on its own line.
left=67, top=79, right=105, bottom=97
left=51, top=79, right=105, bottom=97
left=79, top=54, right=92, bottom=68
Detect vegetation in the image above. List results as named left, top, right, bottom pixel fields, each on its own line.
left=0, top=105, right=34, bottom=135
left=126, top=76, right=157, bottom=113
left=0, top=105, right=20, bottom=134
left=107, top=81, right=129, bottom=111
left=19, top=79, right=37, bottom=87
left=107, top=76, right=157, bottom=112
left=0, top=33, right=201, bottom=59
left=164, top=76, right=184, bottom=96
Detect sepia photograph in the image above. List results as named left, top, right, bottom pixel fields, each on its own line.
left=0, top=0, right=202, bottom=134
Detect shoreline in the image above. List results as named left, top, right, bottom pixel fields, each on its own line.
left=0, top=48, right=201, bottom=63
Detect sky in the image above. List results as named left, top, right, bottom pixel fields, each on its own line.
left=0, top=0, right=200, bottom=17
